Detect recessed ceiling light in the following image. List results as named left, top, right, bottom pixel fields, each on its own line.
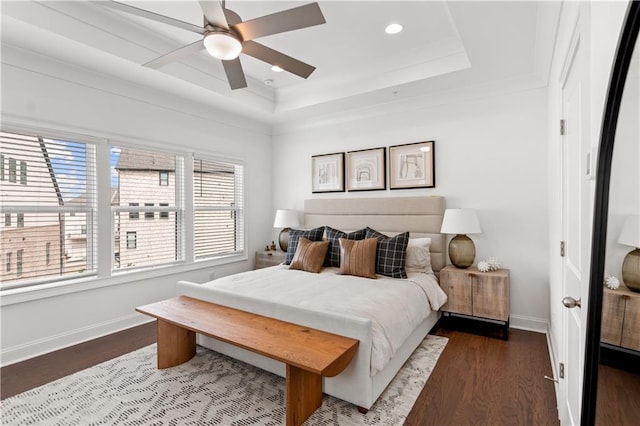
left=264, top=78, right=274, bottom=86
left=271, top=65, right=284, bottom=72
left=385, top=23, right=403, bottom=35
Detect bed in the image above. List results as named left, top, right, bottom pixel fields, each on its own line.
left=177, top=196, right=447, bottom=410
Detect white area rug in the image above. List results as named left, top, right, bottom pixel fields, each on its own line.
left=1, top=335, right=447, bottom=425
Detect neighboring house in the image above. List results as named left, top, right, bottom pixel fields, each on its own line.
left=0, top=134, right=63, bottom=284
left=114, top=148, right=177, bottom=269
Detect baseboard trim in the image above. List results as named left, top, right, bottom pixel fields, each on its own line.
left=0, top=314, right=152, bottom=367
left=509, top=314, right=548, bottom=333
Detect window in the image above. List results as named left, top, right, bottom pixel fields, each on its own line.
left=193, top=157, right=244, bottom=259
left=111, top=146, right=183, bottom=271
left=0, top=131, right=96, bottom=290
left=20, top=161, right=27, bottom=185
left=1, top=129, right=245, bottom=290
left=128, top=203, right=139, bottom=220
left=8, top=158, right=16, bottom=182
left=145, top=203, right=154, bottom=219
left=0, top=154, right=4, bottom=180
left=126, top=231, right=137, bottom=249
left=159, top=171, right=169, bottom=186
left=159, top=203, right=169, bottom=219
left=17, top=249, right=23, bottom=276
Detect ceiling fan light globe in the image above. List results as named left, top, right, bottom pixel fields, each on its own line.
left=203, top=33, right=242, bottom=60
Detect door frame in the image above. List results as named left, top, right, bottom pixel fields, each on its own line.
left=582, top=2, right=640, bottom=425
left=558, top=16, right=585, bottom=424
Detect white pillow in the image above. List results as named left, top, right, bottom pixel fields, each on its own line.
left=405, top=237, right=434, bottom=274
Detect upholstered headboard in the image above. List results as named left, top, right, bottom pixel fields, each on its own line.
left=304, top=196, right=446, bottom=272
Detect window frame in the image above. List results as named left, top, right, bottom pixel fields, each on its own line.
left=19, top=160, right=27, bottom=185
left=16, top=249, right=23, bottom=276
left=126, top=231, right=137, bottom=249
left=8, top=158, right=16, bottom=183
left=192, top=156, right=245, bottom=261
left=144, top=203, right=154, bottom=220
left=1, top=126, right=248, bottom=298
left=159, top=171, right=169, bottom=186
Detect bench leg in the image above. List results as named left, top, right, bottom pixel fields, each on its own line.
left=156, top=319, right=196, bottom=369
left=286, top=364, right=322, bottom=426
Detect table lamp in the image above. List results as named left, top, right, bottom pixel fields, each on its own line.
left=440, top=208, right=482, bottom=269
left=273, top=209, right=300, bottom=252
left=619, top=215, right=640, bottom=292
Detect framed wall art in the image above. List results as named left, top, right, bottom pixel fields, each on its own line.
left=346, top=147, right=386, bottom=191
left=311, top=152, right=345, bottom=193
left=389, top=141, right=435, bottom=189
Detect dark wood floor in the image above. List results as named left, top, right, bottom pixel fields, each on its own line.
left=1, top=320, right=562, bottom=425
left=406, top=324, right=559, bottom=425
left=0, top=322, right=157, bottom=399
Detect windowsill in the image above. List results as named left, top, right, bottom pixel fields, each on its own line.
left=0, top=253, right=248, bottom=307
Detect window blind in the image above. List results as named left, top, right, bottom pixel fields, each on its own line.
left=193, top=158, right=244, bottom=259
left=0, top=131, right=96, bottom=290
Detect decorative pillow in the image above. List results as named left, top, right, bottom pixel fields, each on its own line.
left=284, top=227, right=325, bottom=265
left=365, top=227, right=410, bottom=279
left=324, top=226, right=367, bottom=267
left=405, top=237, right=434, bottom=274
left=339, top=237, right=378, bottom=279
left=289, top=238, right=330, bottom=273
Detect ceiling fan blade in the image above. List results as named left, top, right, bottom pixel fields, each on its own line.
left=242, top=41, right=315, bottom=79
left=143, top=40, right=205, bottom=69
left=222, top=58, right=248, bottom=90
left=234, top=3, right=326, bottom=41
left=101, top=1, right=204, bottom=34
left=198, top=0, right=229, bottom=30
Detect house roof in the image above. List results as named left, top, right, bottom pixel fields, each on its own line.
left=116, top=148, right=176, bottom=171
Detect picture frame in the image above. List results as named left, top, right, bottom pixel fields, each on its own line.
left=389, top=141, right=435, bottom=189
left=311, top=152, right=345, bottom=193
left=346, top=147, right=386, bottom=191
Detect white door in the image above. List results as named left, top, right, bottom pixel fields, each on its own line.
left=560, top=32, right=590, bottom=425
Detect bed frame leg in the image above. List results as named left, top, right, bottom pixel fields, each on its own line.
left=357, top=406, right=369, bottom=414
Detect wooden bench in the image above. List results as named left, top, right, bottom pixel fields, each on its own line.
left=136, top=296, right=359, bottom=426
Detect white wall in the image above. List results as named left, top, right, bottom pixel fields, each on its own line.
left=272, top=87, right=550, bottom=331
left=0, top=47, right=273, bottom=365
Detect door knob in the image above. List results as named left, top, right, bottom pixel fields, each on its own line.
left=562, top=296, right=581, bottom=308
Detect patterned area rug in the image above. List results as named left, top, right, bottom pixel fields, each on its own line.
left=1, top=335, right=447, bottom=425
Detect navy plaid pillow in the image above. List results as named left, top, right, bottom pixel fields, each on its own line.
left=365, top=227, right=410, bottom=278
left=323, top=227, right=367, bottom=267
left=284, top=227, right=325, bottom=265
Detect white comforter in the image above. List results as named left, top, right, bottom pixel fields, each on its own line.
left=199, top=265, right=447, bottom=375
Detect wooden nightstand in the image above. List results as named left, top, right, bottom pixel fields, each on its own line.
left=439, top=265, right=510, bottom=339
left=255, top=250, right=286, bottom=269
left=601, top=283, right=640, bottom=351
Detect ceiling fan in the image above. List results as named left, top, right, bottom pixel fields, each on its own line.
left=102, top=0, right=326, bottom=90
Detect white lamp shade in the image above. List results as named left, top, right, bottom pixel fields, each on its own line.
left=203, top=32, right=242, bottom=60
left=273, top=209, right=300, bottom=228
left=618, top=215, right=640, bottom=248
left=440, top=209, right=482, bottom=235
